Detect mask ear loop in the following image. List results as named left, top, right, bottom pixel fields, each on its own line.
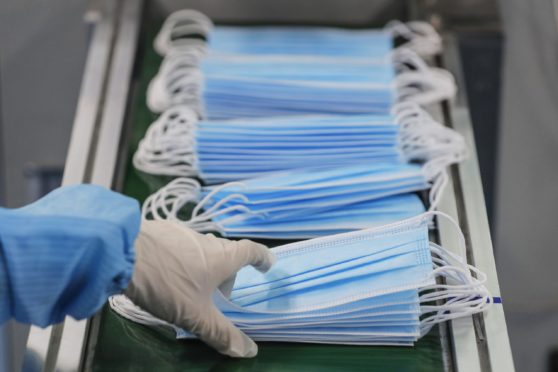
left=109, top=295, right=183, bottom=335
left=393, top=102, right=467, bottom=211
left=147, top=53, right=206, bottom=115
left=386, top=21, right=442, bottom=57
left=190, top=181, right=262, bottom=225
left=154, top=9, right=214, bottom=56
left=391, top=48, right=455, bottom=105
left=418, top=211, right=492, bottom=336
left=395, top=67, right=457, bottom=106
left=142, top=178, right=261, bottom=233
left=133, top=107, right=200, bottom=177
left=391, top=48, right=431, bottom=73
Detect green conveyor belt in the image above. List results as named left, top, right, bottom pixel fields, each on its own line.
left=87, top=19, right=447, bottom=372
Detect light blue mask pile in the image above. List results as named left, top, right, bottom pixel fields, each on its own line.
left=111, top=10, right=490, bottom=346
left=147, top=50, right=455, bottom=119
left=153, top=10, right=441, bottom=59
left=141, top=163, right=429, bottom=239
left=134, top=103, right=465, bottom=184
left=160, top=24, right=394, bottom=58
left=146, top=11, right=454, bottom=118
left=148, top=52, right=395, bottom=118
left=110, top=213, right=492, bottom=345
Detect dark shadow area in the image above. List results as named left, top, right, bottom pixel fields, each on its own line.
left=458, top=31, right=503, bottom=230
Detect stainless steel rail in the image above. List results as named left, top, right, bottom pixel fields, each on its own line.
left=440, top=35, right=514, bottom=372
left=21, top=1, right=143, bottom=371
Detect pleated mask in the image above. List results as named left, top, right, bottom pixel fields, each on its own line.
left=147, top=47, right=456, bottom=118
left=140, top=138, right=463, bottom=239
left=110, top=212, right=493, bottom=345
left=153, top=10, right=442, bottom=59
left=134, top=102, right=466, bottom=185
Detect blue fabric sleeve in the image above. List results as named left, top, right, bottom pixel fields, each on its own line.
left=0, top=239, right=10, bottom=324
left=0, top=184, right=141, bottom=327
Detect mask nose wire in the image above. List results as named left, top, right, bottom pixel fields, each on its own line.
left=147, top=47, right=207, bottom=115
left=142, top=177, right=263, bottom=233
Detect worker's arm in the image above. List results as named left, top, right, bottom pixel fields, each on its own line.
left=0, top=184, right=140, bottom=327
left=0, top=184, right=274, bottom=358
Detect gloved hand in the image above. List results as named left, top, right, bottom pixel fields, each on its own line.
left=124, top=220, right=275, bottom=358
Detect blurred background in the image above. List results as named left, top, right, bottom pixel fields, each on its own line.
left=0, top=0, right=556, bottom=371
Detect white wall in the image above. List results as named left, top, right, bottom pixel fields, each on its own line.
left=497, top=0, right=558, bottom=371
left=0, top=0, right=89, bottom=208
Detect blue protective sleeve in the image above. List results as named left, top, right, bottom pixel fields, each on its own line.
left=0, top=184, right=141, bottom=327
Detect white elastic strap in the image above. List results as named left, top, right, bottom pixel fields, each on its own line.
left=109, top=296, right=181, bottom=334
left=142, top=177, right=219, bottom=233
left=392, top=102, right=467, bottom=211
left=395, top=67, right=457, bottom=106
left=386, top=21, right=442, bottom=57
left=147, top=52, right=206, bottom=114
left=391, top=47, right=431, bottom=74
left=154, top=9, right=214, bottom=56
left=133, top=106, right=200, bottom=176
left=142, top=178, right=261, bottom=233
left=142, top=177, right=200, bottom=219
left=392, top=48, right=456, bottom=106
left=418, top=211, right=491, bottom=336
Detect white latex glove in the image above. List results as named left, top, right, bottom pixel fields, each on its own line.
left=125, top=220, right=275, bottom=358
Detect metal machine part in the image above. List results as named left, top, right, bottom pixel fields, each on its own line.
left=23, top=0, right=142, bottom=370
left=20, top=0, right=513, bottom=370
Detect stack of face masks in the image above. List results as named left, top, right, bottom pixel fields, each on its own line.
left=154, top=10, right=442, bottom=59
left=146, top=11, right=456, bottom=118
left=110, top=212, right=492, bottom=345
left=140, top=141, right=466, bottom=239
left=134, top=102, right=466, bottom=184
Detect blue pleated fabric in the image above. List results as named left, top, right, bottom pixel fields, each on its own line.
left=0, top=184, right=140, bottom=327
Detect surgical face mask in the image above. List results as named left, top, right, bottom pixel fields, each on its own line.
left=153, top=10, right=442, bottom=59
left=217, top=193, right=426, bottom=239
left=110, top=212, right=493, bottom=345
left=140, top=148, right=460, bottom=239
left=147, top=47, right=456, bottom=118
left=149, top=189, right=426, bottom=240
left=134, top=102, right=466, bottom=186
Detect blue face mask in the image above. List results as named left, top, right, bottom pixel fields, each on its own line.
left=141, top=161, right=433, bottom=239
left=110, top=212, right=492, bottom=345
left=148, top=10, right=452, bottom=118
left=200, top=54, right=395, bottom=82
left=147, top=48, right=456, bottom=118
left=217, top=193, right=425, bottom=239
left=134, top=103, right=466, bottom=186
left=153, top=10, right=442, bottom=59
